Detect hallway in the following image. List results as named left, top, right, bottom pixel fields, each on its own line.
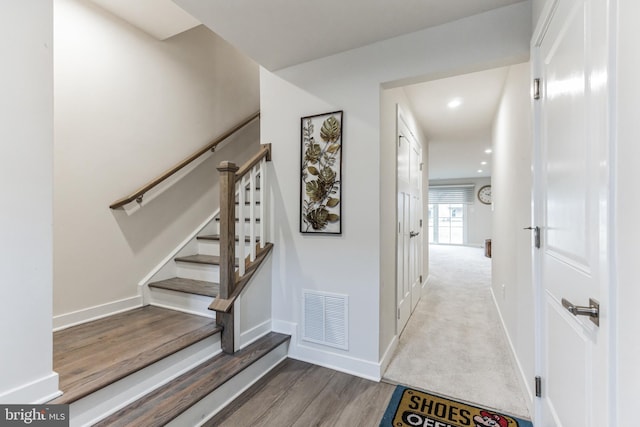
left=383, top=244, right=529, bottom=418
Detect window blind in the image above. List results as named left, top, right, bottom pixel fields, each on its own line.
left=429, top=185, right=475, bottom=204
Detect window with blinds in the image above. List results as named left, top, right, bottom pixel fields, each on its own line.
left=428, top=185, right=475, bottom=204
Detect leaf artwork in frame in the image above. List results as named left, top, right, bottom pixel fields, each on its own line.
left=300, top=110, right=343, bottom=234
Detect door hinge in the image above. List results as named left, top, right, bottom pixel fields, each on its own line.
left=419, top=275, right=423, bottom=283
left=398, top=222, right=401, bottom=233
left=535, top=376, right=542, bottom=398
left=533, top=78, right=541, bottom=100
left=397, top=308, right=400, bottom=319
left=419, top=219, right=423, bottom=228
left=420, top=162, right=423, bottom=171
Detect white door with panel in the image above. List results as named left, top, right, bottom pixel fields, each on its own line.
left=397, top=111, right=423, bottom=334
left=534, top=0, right=611, bottom=425
left=408, top=132, right=423, bottom=311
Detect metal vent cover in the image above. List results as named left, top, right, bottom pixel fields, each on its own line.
left=302, top=290, right=348, bottom=350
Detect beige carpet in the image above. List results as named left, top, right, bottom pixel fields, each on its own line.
left=383, top=244, right=530, bottom=418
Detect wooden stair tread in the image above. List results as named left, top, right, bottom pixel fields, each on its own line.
left=94, top=332, right=290, bottom=427
left=148, top=277, right=219, bottom=297
left=51, top=306, right=220, bottom=404
left=197, top=234, right=259, bottom=243
left=174, top=254, right=239, bottom=266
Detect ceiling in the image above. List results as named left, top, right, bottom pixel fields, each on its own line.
left=174, top=0, right=526, bottom=70
left=404, top=67, right=511, bottom=180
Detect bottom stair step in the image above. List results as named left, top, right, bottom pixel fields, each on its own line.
left=94, top=332, right=291, bottom=427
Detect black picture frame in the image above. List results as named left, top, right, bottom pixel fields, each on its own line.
left=300, top=110, right=343, bottom=234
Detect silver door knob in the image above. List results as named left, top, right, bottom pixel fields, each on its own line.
left=561, top=298, right=600, bottom=326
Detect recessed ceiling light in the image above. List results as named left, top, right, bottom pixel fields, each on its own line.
left=481, top=161, right=487, bottom=165
left=447, top=98, right=462, bottom=109
left=477, top=169, right=483, bottom=173
left=484, top=148, right=492, bottom=154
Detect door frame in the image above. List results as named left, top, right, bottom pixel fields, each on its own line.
left=395, top=105, right=424, bottom=335
left=531, top=0, right=617, bottom=424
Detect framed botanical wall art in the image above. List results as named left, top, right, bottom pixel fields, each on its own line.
left=300, top=110, right=343, bottom=234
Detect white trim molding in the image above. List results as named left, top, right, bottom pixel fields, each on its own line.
left=272, top=319, right=381, bottom=381
left=53, top=296, right=142, bottom=331
left=0, top=372, right=61, bottom=404
left=379, top=335, right=399, bottom=378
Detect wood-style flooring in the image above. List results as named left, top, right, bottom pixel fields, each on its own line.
left=94, top=332, right=290, bottom=427
left=206, top=359, right=395, bottom=427
left=52, top=306, right=220, bottom=404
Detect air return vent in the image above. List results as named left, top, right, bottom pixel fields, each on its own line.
left=302, top=290, right=348, bottom=350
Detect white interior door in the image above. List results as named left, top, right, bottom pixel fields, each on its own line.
left=534, top=0, right=611, bottom=425
left=397, top=122, right=411, bottom=334
left=397, top=111, right=423, bottom=334
left=409, top=133, right=423, bottom=311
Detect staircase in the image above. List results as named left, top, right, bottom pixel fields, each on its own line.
left=52, top=307, right=290, bottom=426
left=144, top=189, right=265, bottom=320
left=51, top=116, right=284, bottom=425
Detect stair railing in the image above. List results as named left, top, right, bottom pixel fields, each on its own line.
left=215, top=143, right=272, bottom=353
left=109, top=111, right=260, bottom=209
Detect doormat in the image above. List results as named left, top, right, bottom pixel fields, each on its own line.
left=380, top=386, right=533, bottom=427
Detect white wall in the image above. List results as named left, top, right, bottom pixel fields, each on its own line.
left=428, top=177, right=493, bottom=247
left=53, top=0, right=260, bottom=321
left=615, top=0, right=640, bottom=425
left=379, top=88, right=429, bottom=365
left=262, top=2, right=531, bottom=378
left=0, top=3, right=60, bottom=403
left=491, top=63, right=534, bottom=407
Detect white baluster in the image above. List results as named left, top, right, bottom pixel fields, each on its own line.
left=249, top=165, right=256, bottom=262
left=238, top=176, right=246, bottom=277
left=259, top=157, right=266, bottom=248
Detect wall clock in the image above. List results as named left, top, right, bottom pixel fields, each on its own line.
left=478, top=185, right=492, bottom=205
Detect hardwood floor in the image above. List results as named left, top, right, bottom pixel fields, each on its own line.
left=94, top=333, right=290, bottom=427
left=206, top=359, right=395, bottom=427
left=52, top=306, right=220, bottom=404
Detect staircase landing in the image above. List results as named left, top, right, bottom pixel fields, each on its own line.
left=52, top=306, right=220, bottom=404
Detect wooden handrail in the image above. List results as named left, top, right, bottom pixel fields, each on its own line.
left=235, top=143, right=271, bottom=181
left=209, top=243, right=274, bottom=313
left=109, top=111, right=260, bottom=209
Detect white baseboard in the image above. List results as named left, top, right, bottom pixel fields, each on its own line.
left=53, top=296, right=143, bottom=331
left=379, top=335, right=399, bottom=377
left=239, top=320, right=272, bottom=349
left=272, top=319, right=381, bottom=381
left=0, top=372, right=60, bottom=404
left=490, top=288, right=534, bottom=414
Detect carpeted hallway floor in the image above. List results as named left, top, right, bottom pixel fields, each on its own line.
left=383, top=244, right=530, bottom=418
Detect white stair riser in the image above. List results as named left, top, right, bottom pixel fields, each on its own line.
left=71, top=334, right=221, bottom=427
left=168, top=340, right=288, bottom=427
left=198, top=240, right=256, bottom=257
left=148, top=288, right=216, bottom=318
left=177, top=262, right=220, bottom=283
